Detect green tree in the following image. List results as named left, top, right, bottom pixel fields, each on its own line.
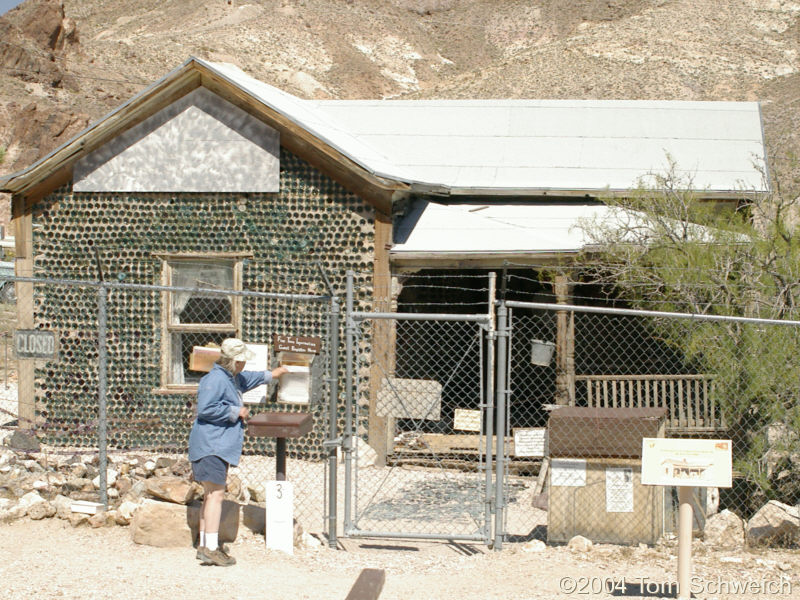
left=578, top=160, right=800, bottom=512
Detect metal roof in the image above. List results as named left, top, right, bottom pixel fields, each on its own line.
left=391, top=201, right=647, bottom=260
left=311, top=99, right=768, bottom=194
left=0, top=57, right=769, bottom=197
left=208, top=59, right=768, bottom=195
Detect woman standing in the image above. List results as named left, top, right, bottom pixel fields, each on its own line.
left=189, top=338, right=288, bottom=567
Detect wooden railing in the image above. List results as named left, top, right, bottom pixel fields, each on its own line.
left=575, top=374, right=725, bottom=433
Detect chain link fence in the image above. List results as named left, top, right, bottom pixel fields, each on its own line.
left=3, top=268, right=799, bottom=554
left=2, top=272, right=337, bottom=540
left=503, top=299, right=800, bottom=550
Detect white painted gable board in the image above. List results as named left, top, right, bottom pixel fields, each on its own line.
left=73, top=87, right=280, bottom=193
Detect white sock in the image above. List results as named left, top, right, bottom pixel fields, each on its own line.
left=199, top=531, right=206, bottom=548
left=206, top=532, right=219, bottom=552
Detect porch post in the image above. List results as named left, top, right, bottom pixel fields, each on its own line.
left=369, top=213, right=393, bottom=465
left=553, top=274, right=576, bottom=405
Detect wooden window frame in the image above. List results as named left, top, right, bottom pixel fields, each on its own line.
left=155, top=252, right=251, bottom=394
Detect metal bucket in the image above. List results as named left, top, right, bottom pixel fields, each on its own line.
left=531, top=339, right=555, bottom=366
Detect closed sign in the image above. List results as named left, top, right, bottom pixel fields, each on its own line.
left=14, top=330, right=58, bottom=359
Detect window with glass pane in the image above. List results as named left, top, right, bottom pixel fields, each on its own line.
left=164, top=258, right=240, bottom=386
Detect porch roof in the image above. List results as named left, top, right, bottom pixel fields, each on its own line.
left=390, top=201, right=647, bottom=265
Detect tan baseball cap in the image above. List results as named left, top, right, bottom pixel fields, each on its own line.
left=220, top=338, right=255, bottom=362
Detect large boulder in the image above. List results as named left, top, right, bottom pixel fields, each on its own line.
left=704, top=509, right=744, bottom=548
left=130, top=500, right=193, bottom=548
left=145, top=476, right=197, bottom=505
left=746, top=500, right=800, bottom=547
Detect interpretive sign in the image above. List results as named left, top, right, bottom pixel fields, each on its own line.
left=242, top=344, right=270, bottom=404
left=551, top=458, right=586, bottom=487
left=513, top=428, right=547, bottom=457
left=454, top=408, right=481, bottom=432
left=606, top=467, right=634, bottom=513
left=641, top=438, right=732, bottom=488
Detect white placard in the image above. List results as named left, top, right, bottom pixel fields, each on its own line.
left=265, top=480, right=294, bottom=555
left=606, top=467, right=634, bottom=513
left=454, top=408, right=481, bottom=432
left=242, top=344, right=270, bottom=404
left=550, top=458, right=586, bottom=487
left=513, top=428, right=547, bottom=457
left=278, top=366, right=311, bottom=404
left=641, top=438, right=732, bottom=487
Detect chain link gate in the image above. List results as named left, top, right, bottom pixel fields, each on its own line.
left=342, top=271, right=495, bottom=544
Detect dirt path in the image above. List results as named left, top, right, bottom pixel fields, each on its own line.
left=1, top=519, right=798, bottom=600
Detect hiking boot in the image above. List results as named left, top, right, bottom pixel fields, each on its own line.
left=196, top=543, right=229, bottom=561
left=198, top=546, right=236, bottom=567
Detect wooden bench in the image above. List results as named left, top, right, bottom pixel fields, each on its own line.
left=575, top=374, right=725, bottom=433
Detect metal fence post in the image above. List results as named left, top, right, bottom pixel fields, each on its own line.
left=97, top=282, right=108, bottom=508
left=343, top=270, right=355, bottom=533
left=484, top=274, right=496, bottom=543
left=493, top=300, right=508, bottom=550
left=327, top=295, right=340, bottom=547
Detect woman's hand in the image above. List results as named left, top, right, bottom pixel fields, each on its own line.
left=238, top=406, right=250, bottom=421
left=271, top=366, right=290, bottom=378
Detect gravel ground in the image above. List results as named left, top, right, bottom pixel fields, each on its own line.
left=0, top=517, right=798, bottom=600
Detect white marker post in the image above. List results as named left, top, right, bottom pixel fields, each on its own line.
left=642, top=438, right=732, bottom=600
left=265, top=480, right=294, bottom=555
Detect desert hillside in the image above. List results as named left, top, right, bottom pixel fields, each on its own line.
left=1, top=0, right=799, bottom=217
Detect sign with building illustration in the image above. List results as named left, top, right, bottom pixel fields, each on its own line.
left=641, top=438, right=732, bottom=487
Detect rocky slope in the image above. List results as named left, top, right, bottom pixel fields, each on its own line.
left=1, top=0, right=799, bottom=200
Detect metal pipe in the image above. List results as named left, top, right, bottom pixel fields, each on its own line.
left=327, top=296, right=340, bottom=548
left=493, top=301, right=508, bottom=550
left=352, top=312, right=490, bottom=323
left=275, top=438, right=286, bottom=481
left=97, top=283, right=108, bottom=509
left=1, top=275, right=330, bottom=303
left=343, top=271, right=355, bottom=532
left=484, top=273, right=496, bottom=544
left=345, top=529, right=486, bottom=542
left=505, top=300, right=800, bottom=326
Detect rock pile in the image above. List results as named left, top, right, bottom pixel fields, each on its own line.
left=0, top=444, right=318, bottom=549
left=0, top=446, right=203, bottom=531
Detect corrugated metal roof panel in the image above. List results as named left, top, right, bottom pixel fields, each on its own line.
left=203, top=60, right=768, bottom=194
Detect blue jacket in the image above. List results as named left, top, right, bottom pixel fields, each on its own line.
left=188, top=364, right=271, bottom=466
